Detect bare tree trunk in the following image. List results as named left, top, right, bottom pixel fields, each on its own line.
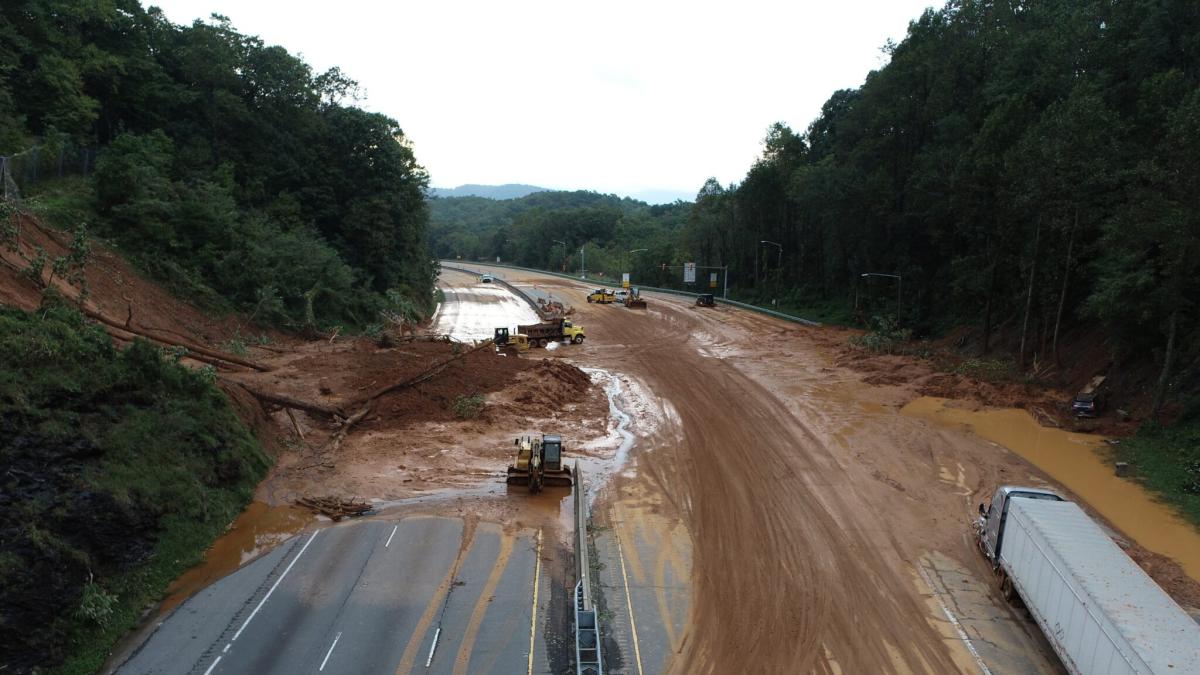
left=1051, top=209, right=1077, bottom=366
left=1018, top=219, right=1041, bottom=368
left=1150, top=306, right=1179, bottom=422
left=982, top=257, right=997, bottom=356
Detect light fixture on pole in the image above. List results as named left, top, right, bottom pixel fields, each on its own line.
left=553, top=239, right=567, bottom=272
left=760, top=240, right=782, bottom=280
left=860, top=272, right=902, bottom=319
left=626, top=248, right=647, bottom=284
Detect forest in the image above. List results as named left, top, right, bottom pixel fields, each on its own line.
left=1, top=3, right=433, bottom=671
left=432, top=0, right=1200, bottom=422
left=1, top=0, right=434, bottom=329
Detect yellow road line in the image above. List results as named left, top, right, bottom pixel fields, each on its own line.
left=527, top=529, right=542, bottom=675
left=616, top=531, right=645, bottom=675
left=453, top=530, right=515, bottom=675
left=395, top=521, right=477, bottom=674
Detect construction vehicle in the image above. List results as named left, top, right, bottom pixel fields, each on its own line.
left=506, top=434, right=574, bottom=493
left=587, top=288, right=616, bottom=304
left=976, top=486, right=1200, bottom=674
left=517, top=318, right=585, bottom=347
left=624, top=287, right=647, bottom=309
left=1072, top=375, right=1106, bottom=417
left=696, top=293, right=715, bottom=307
left=493, top=327, right=530, bottom=355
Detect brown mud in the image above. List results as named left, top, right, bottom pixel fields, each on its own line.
left=471, top=264, right=1200, bottom=674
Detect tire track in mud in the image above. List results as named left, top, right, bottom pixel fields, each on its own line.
left=591, top=301, right=962, bottom=673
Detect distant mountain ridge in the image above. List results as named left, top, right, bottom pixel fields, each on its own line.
left=429, top=184, right=549, bottom=200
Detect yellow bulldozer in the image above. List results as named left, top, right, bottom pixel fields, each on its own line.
left=506, top=434, right=573, bottom=493
left=624, top=287, right=647, bottom=309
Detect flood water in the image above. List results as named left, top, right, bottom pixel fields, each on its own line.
left=902, top=396, right=1200, bottom=582
left=160, top=502, right=313, bottom=613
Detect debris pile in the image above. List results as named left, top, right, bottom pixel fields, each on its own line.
left=295, top=496, right=372, bottom=521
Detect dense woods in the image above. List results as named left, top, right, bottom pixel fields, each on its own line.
left=433, top=0, right=1200, bottom=421
left=1, top=0, right=434, bottom=328
left=1, top=3, right=434, bottom=671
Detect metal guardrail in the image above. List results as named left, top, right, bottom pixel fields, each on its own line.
left=439, top=259, right=821, bottom=327
left=573, top=462, right=602, bottom=674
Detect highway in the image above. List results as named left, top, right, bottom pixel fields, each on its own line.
left=118, top=518, right=558, bottom=674
left=431, top=270, right=540, bottom=342
left=119, top=275, right=570, bottom=675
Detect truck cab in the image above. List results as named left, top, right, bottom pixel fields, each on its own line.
left=562, top=319, right=585, bottom=344
left=978, top=486, right=1064, bottom=563
left=587, top=289, right=614, bottom=304
left=541, top=434, right=565, bottom=472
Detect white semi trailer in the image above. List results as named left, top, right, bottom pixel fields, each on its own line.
left=977, top=486, right=1200, bottom=674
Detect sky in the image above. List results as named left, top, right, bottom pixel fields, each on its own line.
left=149, top=0, right=936, bottom=203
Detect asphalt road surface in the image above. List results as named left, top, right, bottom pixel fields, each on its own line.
left=432, top=269, right=539, bottom=342
left=119, top=518, right=557, bottom=675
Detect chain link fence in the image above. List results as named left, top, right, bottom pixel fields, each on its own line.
left=1, top=139, right=97, bottom=202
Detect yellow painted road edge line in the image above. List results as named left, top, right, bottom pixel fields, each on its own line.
left=617, top=531, right=645, bottom=675
left=527, top=529, right=542, bottom=675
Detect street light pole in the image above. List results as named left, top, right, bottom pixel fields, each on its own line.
left=627, top=248, right=647, bottom=286
left=761, top=240, right=782, bottom=282
left=860, top=272, right=903, bottom=319
left=553, top=239, right=566, bottom=273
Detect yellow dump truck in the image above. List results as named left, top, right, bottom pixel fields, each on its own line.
left=587, top=288, right=616, bottom=304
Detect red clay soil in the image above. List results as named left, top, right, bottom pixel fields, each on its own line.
left=473, top=264, right=1200, bottom=674
left=0, top=215, right=255, bottom=346
left=1, top=215, right=610, bottom=506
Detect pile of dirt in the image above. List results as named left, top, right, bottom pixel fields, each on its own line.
left=366, top=346, right=539, bottom=429
left=237, top=332, right=609, bottom=503
left=506, top=359, right=594, bottom=407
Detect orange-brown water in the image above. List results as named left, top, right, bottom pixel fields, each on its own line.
left=161, top=502, right=313, bottom=613
left=902, top=396, right=1200, bottom=582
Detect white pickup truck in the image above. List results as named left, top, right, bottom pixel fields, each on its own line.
left=977, top=486, right=1200, bottom=674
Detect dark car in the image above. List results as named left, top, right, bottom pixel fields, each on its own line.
left=1072, top=391, right=1100, bottom=417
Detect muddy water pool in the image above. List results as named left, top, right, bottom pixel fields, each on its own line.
left=903, top=396, right=1200, bottom=581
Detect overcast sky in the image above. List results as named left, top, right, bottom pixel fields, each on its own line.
left=149, top=0, right=935, bottom=203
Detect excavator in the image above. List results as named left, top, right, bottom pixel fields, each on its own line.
left=506, top=434, right=573, bottom=493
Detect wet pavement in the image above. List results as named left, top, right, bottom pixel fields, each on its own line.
left=118, top=518, right=556, bottom=675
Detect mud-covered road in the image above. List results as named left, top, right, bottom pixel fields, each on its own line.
left=468, top=264, right=1085, bottom=674
left=119, top=264, right=1198, bottom=675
